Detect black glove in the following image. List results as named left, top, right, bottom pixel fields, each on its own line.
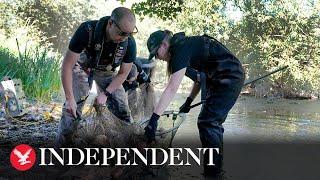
left=144, top=113, right=160, bottom=143
left=137, top=71, right=150, bottom=84
left=179, top=97, right=193, bottom=113
left=123, top=81, right=138, bottom=92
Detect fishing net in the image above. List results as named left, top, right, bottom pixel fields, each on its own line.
left=75, top=108, right=186, bottom=148
left=66, top=83, right=186, bottom=179
left=127, top=83, right=156, bottom=121
left=69, top=108, right=186, bottom=179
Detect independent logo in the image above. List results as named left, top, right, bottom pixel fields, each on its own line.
left=10, top=144, right=36, bottom=171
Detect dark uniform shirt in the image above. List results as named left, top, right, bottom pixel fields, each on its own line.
left=68, top=17, right=136, bottom=66
left=169, top=32, right=244, bottom=80
left=169, top=33, right=204, bottom=73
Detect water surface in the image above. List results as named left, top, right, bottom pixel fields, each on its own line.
left=169, top=94, right=320, bottom=145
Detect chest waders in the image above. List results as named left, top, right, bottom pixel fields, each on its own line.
left=186, top=34, right=241, bottom=106
left=76, top=17, right=128, bottom=106
left=85, top=16, right=128, bottom=72
left=57, top=17, right=133, bottom=148
left=184, top=35, right=211, bottom=102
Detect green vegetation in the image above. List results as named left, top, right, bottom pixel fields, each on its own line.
left=228, top=0, right=320, bottom=97
left=132, top=0, right=184, bottom=20
left=1, top=0, right=96, bottom=53
left=0, top=41, right=61, bottom=102
left=134, top=0, right=320, bottom=98
left=0, top=0, right=319, bottom=100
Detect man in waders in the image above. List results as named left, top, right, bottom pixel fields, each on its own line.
left=123, top=58, right=155, bottom=119
left=123, top=57, right=155, bottom=92
left=57, top=7, right=138, bottom=146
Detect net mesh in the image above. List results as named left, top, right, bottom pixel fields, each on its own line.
left=67, top=84, right=186, bottom=178
left=74, top=83, right=186, bottom=149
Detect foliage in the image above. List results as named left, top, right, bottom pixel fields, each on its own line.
left=132, top=0, right=184, bottom=20
left=131, top=0, right=320, bottom=97
left=1, top=0, right=319, bottom=98
left=0, top=41, right=61, bottom=102
left=174, top=0, right=228, bottom=37
left=1, top=0, right=96, bottom=53
left=228, top=0, right=320, bottom=97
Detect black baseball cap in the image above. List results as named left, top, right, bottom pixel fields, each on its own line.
left=147, top=30, right=166, bottom=60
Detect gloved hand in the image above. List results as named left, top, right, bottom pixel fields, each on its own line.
left=144, top=113, right=160, bottom=143
left=123, top=81, right=138, bottom=91
left=179, top=97, right=193, bottom=113
left=137, top=71, right=150, bottom=84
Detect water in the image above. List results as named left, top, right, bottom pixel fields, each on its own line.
left=169, top=94, right=320, bottom=145
left=162, top=94, right=320, bottom=179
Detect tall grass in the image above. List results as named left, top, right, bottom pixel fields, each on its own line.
left=0, top=40, right=61, bottom=102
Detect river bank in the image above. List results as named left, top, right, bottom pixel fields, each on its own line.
left=0, top=93, right=319, bottom=179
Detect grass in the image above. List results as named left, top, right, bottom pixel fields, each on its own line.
left=0, top=39, right=61, bottom=102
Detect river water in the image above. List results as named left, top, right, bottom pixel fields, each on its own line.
left=170, top=94, right=320, bottom=146
left=162, top=94, right=320, bottom=180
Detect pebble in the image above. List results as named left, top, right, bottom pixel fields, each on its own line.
left=8, top=126, right=17, bottom=131
left=32, top=132, right=45, bottom=138
left=22, top=114, right=42, bottom=122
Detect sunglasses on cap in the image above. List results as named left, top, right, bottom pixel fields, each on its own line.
left=111, top=19, right=138, bottom=37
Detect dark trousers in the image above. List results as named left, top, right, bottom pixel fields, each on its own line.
left=198, top=74, right=244, bottom=175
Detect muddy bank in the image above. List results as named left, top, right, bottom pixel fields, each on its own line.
left=241, top=84, right=319, bottom=100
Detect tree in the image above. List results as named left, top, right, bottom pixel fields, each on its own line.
left=132, top=0, right=184, bottom=20
left=230, top=0, right=320, bottom=97
left=1, top=0, right=96, bottom=53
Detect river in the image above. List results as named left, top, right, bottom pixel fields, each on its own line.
left=171, top=94, right=320, bottom=145
left=163, top=94, right=320, bottom=180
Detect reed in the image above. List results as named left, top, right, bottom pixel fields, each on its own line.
left=0, top=40, right=61, bottom=102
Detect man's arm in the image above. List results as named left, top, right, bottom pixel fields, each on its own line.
left=106, top=62, right=133, bottom=93
left=95, top=62, right=133, bottom=105
left=61, top=50, right=80, bottom=117
left=153, top=68, right=187, bottom=115
left=109, top=36, right=136, bottom=92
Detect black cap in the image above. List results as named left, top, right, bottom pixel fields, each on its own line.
left=147, top=30, right=166, bottom=60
